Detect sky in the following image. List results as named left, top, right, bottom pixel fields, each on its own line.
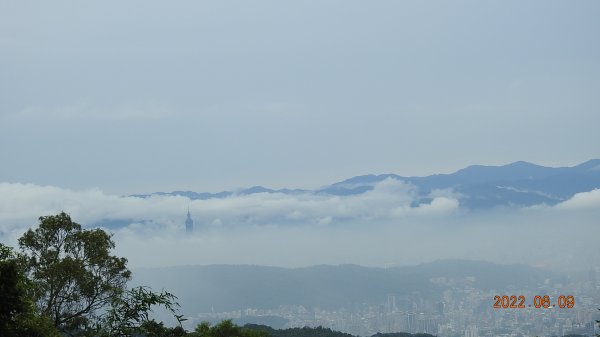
left=1, top=1, right=599, bottom=195
left=1, top=1, right=600, bottom=272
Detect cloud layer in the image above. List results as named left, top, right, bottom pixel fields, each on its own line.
left=1, top=181, right=599, bottom=271
left=0, top=179, right=460, bottom=232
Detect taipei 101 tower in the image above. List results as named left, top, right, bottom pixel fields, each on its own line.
left=185, top=208, right=194, bottom=234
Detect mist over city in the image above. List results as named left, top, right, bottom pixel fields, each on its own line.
left=1, top=1, right=599, bottom=337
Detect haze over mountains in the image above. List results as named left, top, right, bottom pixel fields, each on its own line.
left=134, top=159, right=600, bottom=209
left=1, top=159, right=599, bottom=271
left=133, top=259, right=559, bottom=313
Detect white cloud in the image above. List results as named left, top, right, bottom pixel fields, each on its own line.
left=1, top=181, right=599, bottom=271
left=2, top=100, right=173, bottom=124
left=0, top=179, right=454, bottom=237
left=4, top=180, right=600, bottom=237
left=555, top=189, right=600, bottom=210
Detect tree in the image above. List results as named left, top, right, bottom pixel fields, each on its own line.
left=0, top=243, right=28, bottom=335
left=0, top=244, right=25, bottom=325
left=243, top=325, right=356, bottom=337
left=137, top=319, right=187, bottom=337
left=0, top=243, right=61, bottom=337
left=97, top=286, right=184, bottom=337
left=17, top=212, right=182, bottom=336
left=191, top=320, right=269, bottom=337
left=18, top=212, right=131, bottom=332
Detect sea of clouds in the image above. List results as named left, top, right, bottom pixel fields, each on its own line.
left=1, top=179, right=599, bottom=271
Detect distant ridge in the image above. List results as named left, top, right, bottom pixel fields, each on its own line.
left=244, top=324, right=437, bottom=337
left=131, top=159, right=600, bottom=209
left=132, top=259, right=558, bottom=313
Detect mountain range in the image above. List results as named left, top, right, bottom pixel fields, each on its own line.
left=132, top=259, right=560, bottom=314
left=133, top=159, right=600, bottom=209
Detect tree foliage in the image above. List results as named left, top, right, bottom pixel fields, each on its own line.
left=18, top=212, right=131, bottom=332
left=0, top=243, right=27, bottom=335
left=191, top=320, right=269, bottom=337
left=0, top=243, right=61, bottom=337
left=97, top=286, right=184, bottom=337
left=138, top=319, right=188, bottom=337
left=0, top=244, right=25, bottom=324
left=245, top=325, right=355, bottom=337
left=11, top=212, right=183, bottom=336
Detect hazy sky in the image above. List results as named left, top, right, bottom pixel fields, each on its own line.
left=1, top=1, right=599, bottom=194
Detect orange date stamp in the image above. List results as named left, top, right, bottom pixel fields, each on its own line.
left=493, top=295, right=574, bottom=309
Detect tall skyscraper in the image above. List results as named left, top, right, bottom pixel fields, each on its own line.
left=185, top=208, right=194, bottom=234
